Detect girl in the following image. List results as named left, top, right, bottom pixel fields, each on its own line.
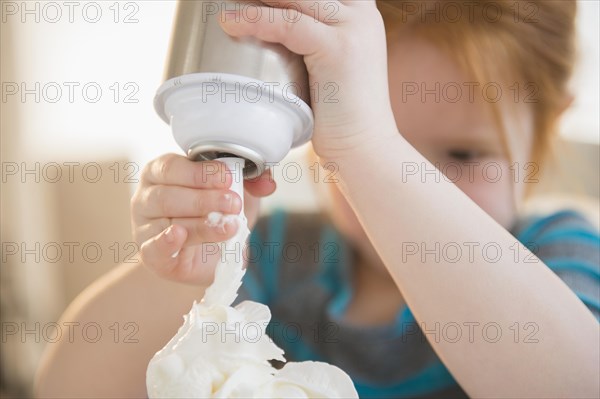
left=36, top=1, right=599, bottom=398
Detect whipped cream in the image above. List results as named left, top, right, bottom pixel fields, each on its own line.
left=147, top=158, right=358, bottom=398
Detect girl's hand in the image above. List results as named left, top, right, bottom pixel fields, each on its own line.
left=219, top=0, right=397, bottom=160
left=130, top=154, right=275, bottom=285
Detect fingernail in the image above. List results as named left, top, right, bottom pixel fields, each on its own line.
left=222, top=216, right=238, bottom=234
left=220, top=193, right=241, bottom=212
left=164, top=225, right=175, bottom=244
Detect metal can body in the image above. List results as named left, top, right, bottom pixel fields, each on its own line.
left=155, top=0, right=314, bottom=178
left=163, top=0, right=311, bottom=104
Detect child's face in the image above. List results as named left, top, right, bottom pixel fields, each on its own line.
left=327, top=37, right=535, bottom=265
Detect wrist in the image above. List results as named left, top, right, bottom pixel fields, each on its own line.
left=316, top=115, right=402, bottom=165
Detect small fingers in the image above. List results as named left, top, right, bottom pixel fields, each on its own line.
left=245, top=169, right=276, bottom=197
left=137, top=215, right=240, bottom=249
left=141, top=154, right=232, bottom=189
left=138, top=186, right=242, bottom=220
left=139, top=224, right=188, bottom=276
left=218, top=4, right=335, bottom=56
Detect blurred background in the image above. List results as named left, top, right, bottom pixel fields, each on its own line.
left=1, top=0, right=598, bottom=397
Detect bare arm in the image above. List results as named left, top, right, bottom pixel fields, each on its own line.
left=34, top=260, right=207, bottom=398
left=326, top=126, right=600, bottom=398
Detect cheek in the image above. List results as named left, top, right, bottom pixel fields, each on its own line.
left=450, top=160, right=518, bottom=229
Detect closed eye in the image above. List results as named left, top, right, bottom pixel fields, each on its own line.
left=448, top=150, right=481, bottom=161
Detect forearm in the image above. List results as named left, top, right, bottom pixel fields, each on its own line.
left=325, top=124, right=600, bottom=398
left=34, top=260, right=207, bottom=398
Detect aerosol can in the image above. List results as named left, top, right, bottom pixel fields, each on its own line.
left=154, top=0, right=314, bottom=179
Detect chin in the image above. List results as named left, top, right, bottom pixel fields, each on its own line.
left=468, top=192, right=518, bottom=231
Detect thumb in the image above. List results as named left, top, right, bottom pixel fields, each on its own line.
left=244, top=169, right=276, bottom=197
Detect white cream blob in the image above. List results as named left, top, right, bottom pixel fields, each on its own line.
left=146, top=158, right=358, bottom=399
